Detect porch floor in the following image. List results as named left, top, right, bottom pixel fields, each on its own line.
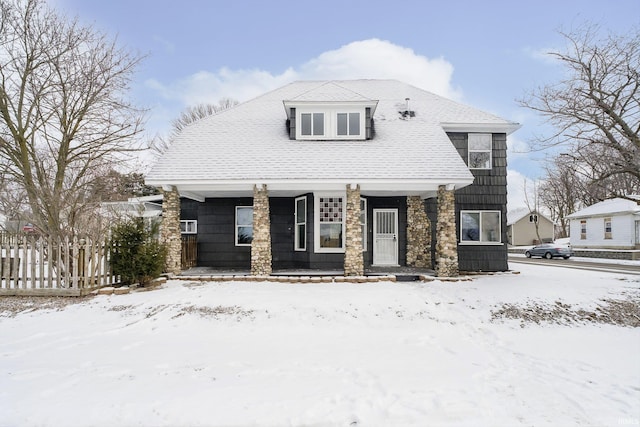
left=179, top=266, right=436, bottom=281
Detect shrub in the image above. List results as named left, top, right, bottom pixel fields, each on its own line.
left=110, top=218, right=167, bottom=286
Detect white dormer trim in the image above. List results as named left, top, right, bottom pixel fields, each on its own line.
left=440, top=122, right=521, bottom=135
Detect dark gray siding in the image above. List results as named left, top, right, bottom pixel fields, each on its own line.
left=182, top=195, right=410, bottom=271
left=426, top=133, right=509, bottom=272
left=183, top=198, right=253, bottom=269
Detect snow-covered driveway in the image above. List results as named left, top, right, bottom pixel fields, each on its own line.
left=1, top=263, right=639, bottom=426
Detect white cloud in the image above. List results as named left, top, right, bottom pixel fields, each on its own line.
left=523, top=46, right=560, bottom=65
left=299, top=39, right=462, bottom=100
left=145, top=39, right=461, bottom=109
left=507, top=169, right=531, bottom=211
left=507, top=134, right=530, bottom=160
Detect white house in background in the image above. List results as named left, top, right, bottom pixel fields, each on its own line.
left=506, top=208, right=555, bottom=246
left=566, top=197, right=640, bottom=249
left=100, top=194, right=163, bottom=221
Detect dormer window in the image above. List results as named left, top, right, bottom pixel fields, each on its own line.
left=283, top=82, right=378, bottom=141
left=301, top=113, right=324, bottom=136
left=294, top=109, right=365, bottom=140
left=337, top=112, right=360, bottom=136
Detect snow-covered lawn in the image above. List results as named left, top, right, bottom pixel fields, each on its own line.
left=1, top=264, right=639, bottom=426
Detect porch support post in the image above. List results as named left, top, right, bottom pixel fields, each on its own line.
left=161, top=186, right=182, bottom=275
left=406, top=196, right=432, bottom=269
left=251, top=184, right=272, bottom=276
left=435, top=185, right=459, bottom=277
left=344, top=184, right=364, bottom=276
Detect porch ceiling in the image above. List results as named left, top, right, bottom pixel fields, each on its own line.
left=166, top=179, right=473, bottom=201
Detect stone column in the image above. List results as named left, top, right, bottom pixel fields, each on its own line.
left=251, top=184, right=272, bottom=276
left=161, top=186, right=182, bottom=276
left=406, top=196, right=432, bottom=269
left=344, top=184, right=364, bottom=276
left=435, top=185, right=459, bottom=277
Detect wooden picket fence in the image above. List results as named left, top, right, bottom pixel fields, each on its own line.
left=0, top=233, right=117, bottom=296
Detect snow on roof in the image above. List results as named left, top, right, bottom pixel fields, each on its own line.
left=146, top=79, right=519, bottom=189
left=566, top=196, right=640, bottom=219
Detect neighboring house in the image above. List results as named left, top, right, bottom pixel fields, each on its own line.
left=506, top=208, right=555, bottom=246
left=100, top=194, right=164, bottom=222
left=146, top=80, right=520, bottom=276
left=567, top=197, right=640, bottom=250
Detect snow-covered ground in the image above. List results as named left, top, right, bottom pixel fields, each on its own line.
left=1, top=264, right=639, bottom=427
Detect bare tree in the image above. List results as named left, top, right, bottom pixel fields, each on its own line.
left=522, top=178, right=543, bottom=242
left=149, top=98, right=238, bottom=156
left=0, top=0, right=145, bottom=239
left=520, top=23, right=640, bottom=201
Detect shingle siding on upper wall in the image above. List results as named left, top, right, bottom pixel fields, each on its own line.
left=426, top=133, right=509, bottom=272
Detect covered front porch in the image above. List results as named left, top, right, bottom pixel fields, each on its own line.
left=160, top=181, right=466, bottom=278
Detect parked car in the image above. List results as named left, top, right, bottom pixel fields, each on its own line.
left=524, top=243, right=574, bottom=259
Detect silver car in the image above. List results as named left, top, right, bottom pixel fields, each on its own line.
left=524, top=243, right=574, bottom=259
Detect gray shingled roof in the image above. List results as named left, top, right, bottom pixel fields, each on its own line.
left=146, top=79, right=519, bottom=197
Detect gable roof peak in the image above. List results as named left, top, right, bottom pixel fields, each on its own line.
left=285, top=80, right=376, bottom=103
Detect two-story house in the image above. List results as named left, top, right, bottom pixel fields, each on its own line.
left=146, top=80, right=520, bottom=277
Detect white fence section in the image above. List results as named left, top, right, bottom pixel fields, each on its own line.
left=0, top=234, right=116, bottom=296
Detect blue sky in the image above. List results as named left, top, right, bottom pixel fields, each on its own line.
left=54, top=0, right=640, bottom=208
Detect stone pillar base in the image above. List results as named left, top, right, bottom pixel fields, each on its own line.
left=251, top=184, right=272, bottom=276
left=406, top=196, right=432, bottom=269
left=435, top=185, right=459, bottom=277
left=344, top=184, right=364, bottom=276
left=161, top=186, right=182, bottom=275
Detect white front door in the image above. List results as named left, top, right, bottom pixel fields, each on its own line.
left=373, top=209, right=398, bottom=266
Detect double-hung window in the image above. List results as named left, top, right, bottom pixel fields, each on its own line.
left=460, top=210, right=501, bottom=244
left=295, top=196, right=306, bottom=251
left=300, top=113, right=324, bottom=136
left=604, top=217, right=612, bottom=239
left=580, top=220, right=587, bottom=240
left=468, top=133, right=492, bottom=170
left=236, top=206, right=253, bottom=246
left=315, top=195, right=344, bottom=252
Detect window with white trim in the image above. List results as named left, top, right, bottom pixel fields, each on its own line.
left=337, top=112, right=361, bottom=136
left=315, top=194, right=344, bottom=252
left=295, top=108, right=365, bottom=140
left=360, top=198, right=367, bottom=251
left=300, top=113, right=324, bottom=136
left=468, top=133, right=492, bottom=169
left=460, top=210, right=501, bottom=243
left=180, top=220, right=197, bottom=234
left=604, top=217, right=612, bottom=239
left=295, top=196, right=306, bottom=251
left=235, top=206, right=253, bottom=246
left=580, top=220, right=587, bottom=240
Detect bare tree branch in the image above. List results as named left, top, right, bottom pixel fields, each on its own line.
left=0, top=0, right=146, bottom=239
left=519, top=23, right=640, bottom=202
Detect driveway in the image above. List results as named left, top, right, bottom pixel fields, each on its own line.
left=509, top=255, right=640, bottom=275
